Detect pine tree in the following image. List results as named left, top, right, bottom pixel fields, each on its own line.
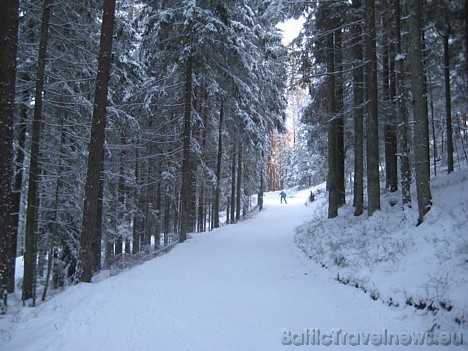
left=395, top=0, right=412, bottom=207
left=0, top=0, right=20, bottom=313
left=365, top=0, right=381, bottom=216
left=408, top=0, right=432, bottom=224
left=351, top=0, right=365, bottom=216
left=23, top=0, right=53, bottom=305
left=78, top=0, right=116, bottom=282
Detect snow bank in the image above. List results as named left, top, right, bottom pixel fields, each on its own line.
left=295, top=170, right=468, bottom=333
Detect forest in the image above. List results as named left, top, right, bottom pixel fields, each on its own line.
left=0, top=0, right=467, bottom=316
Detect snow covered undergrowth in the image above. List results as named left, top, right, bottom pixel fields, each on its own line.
left=1, top=185, right=467, bottom=350
left=295, top=170, right=468, bottom=335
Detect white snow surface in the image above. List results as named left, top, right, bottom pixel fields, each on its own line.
left=1, top=186, right=467, bottom=350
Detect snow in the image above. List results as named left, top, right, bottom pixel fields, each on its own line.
left=1, top=178, right=467, bottom=350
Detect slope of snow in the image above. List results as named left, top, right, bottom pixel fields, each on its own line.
left=296, top=170, right=468, bottom=338
left=1, top=188, right=466, bottom=350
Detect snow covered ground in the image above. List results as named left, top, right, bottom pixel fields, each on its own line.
left=296, top=170, right=468, bottom=340
left=1, top=184, right=467, bottom=350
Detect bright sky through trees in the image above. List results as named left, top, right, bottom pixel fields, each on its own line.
left=277, top=17, right=304, bottom=44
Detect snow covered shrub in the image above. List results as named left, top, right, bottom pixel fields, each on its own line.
left=456, top=239, right=468, bottom=266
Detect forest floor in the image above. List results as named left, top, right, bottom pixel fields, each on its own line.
left=1, top=177, right=467, bottom=350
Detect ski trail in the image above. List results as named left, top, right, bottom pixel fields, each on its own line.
left=2, top=191, right=454, bottom=351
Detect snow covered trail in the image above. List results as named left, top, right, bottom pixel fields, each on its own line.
left=2, top=191, right=464, bottom=350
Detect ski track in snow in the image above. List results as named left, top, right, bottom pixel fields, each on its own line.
left=2, top=191, right=466, bottom=350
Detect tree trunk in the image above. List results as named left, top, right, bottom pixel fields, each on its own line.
left=366, top=0, right=381, bottom=215
left=179, top=54, right=193, bottom=243
left=352, top=0, right=364, bottom=216
left=465, top=0, right=468, bottom=93
left=258, top=151, right=264, bottom=211
left=42, top=118, right=66, bottom=301
left=230, top=143, right=236, bottom=223
left=163, top=193, right=171, bottom=245
left=132, top=147, right=143, bottom=254
left=0, top=0, right=20, bottom=313
left=213, top=103, right=224, bottom=228
left=326, top=26, right=338, bottom=219
left=383, top=17, right=398, bottom=193
left=443, top=31, right=454, bottom=173
left=78, top=0, right=116, bottom=282
left=335, top=27, right=346, bottom=207
left=408, top=0, right=432, bottom=224
left=9, top=77, right=29, bottom=293
left=395, top=0, right=411, bottom=207
left=388, top=36, right=398, bottom=193
left=23, top=0, right=52, bottom=304
left=235, top=141, right=242, bottom=221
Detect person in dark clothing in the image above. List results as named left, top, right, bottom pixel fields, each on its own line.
left=279, top=191, right=287, bottom=204
left=309, top=191, right=315, bottom=202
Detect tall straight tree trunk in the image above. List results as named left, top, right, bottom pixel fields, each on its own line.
left=395, top=0, right=411, bottom=207
left=408, top=0, right=432, bottom=224
left=197, top=90, right=208, bottom=233
left=42, top=117, right=66, bottom=301
left=213, top=103, right=223, bottom=228
left=0, top=0, right=20, bottom=313
left=235, top=141, right=242, bottom=221
left=8, top=121, right=25, bottom=293
left=23, top=0, right=52, bottom=304
left=383, top=17, right=398, bottom=193
left=133, top=147, right=143, bottom=254
left=230, top=143, right=236, bottom=223
left=443, top=30, right=454, bottom=173
left=164, top=193, right=171, bottom=244
left=366, top=0, right=381, bottom=215
left=78, top=0, right=116, bottom=282
left=258, top=155, right=264, bottom=211
left=9, top=77, right=29, bottom=293
left=188, top=152, right=196, bottom=234
left=257, top=161, right=265, bottom=211
left=335, top=27, right=346, bottom=206
left=93, top=160, right=104, bottom=271
left=326, top=26, right=338, bottom=219
left=179, top=54, right=193, bottom=243
left=388, top=36, right=398, bottom=192
left=465, top=0, right=468, bottom=93
left=352, top=0, right=364, bottom=216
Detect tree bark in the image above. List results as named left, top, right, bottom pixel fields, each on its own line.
left=335, top=27, right=346, bottom=206
left=9, top=77, right=29, bottom=293
left=132, top=147, right=143, bottom=254
left=179, top=54, right=193, bottom=242
left=326, top=26, right=338, bottom=219
left=78, top=0, right=116, bottom=282
left=213, top=103, right=223, bottom=228
left=258, top=153, right=264, bottom=211
left=395, top=0, right=411, bottom=207
left=23, top=0, right=52, bottom=304
left=408, top=0, right=432, bottom=224
left=383, top=15, right=398, bottom=193
left=235, top=141, right=242, bottom=221
left=0, top=0, right=20, bottom=313
left=352, top=0, right=364, bottom=216
left=230, top=143, right=236, bottom=223
left=443, top=31, right=454, bottom=173
left=366, top=0, right=381, bottom=215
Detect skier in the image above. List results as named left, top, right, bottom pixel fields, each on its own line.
left=309, top=191, right=315, bottom=202
left=279, top=190, right=287, bottom=204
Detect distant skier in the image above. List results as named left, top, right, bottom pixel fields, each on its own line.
left=279, top=190, right=287, bottom=204
left=309, top=191, right=315, bottom=202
